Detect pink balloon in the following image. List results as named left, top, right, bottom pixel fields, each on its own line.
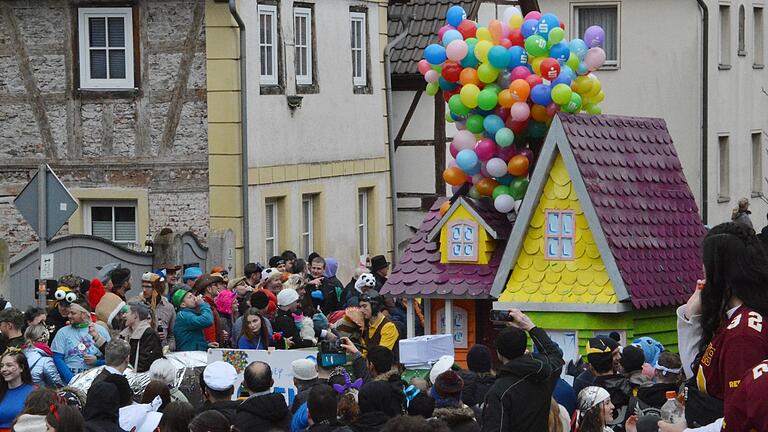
left=519, top=148, right=534, bottom=165
left=495, top=106, right=511, bottom=120
left=424, top=70, right=439, bottom=83
left=449, top=141, right=459, bottom=158
left=438, top=25, right=455, bottom=41
left=584, top=47, right=606, bottom=69
left=510, top=102, right=530, bottom=122
left=480, top=162, right=490, bottom=178
left=453, top=130, right=477, bottom=151
left=501, top=23, right=511, bottom=39
left=475, top=138, right=497, bottom=161
left=448, top=160, right=458, bottom=168
left=510, top=66, right=531, bottom=81
left=546, top=102, right=560, bottom=117
left=418, top=59, right=431, bottom=75
left=486, top=158, right=509, bottom=178
left=524, top=11, right=541, bottom=21
left=446, top=40, right=469, bottom=62
left=498, top=145, right=518, bottom=162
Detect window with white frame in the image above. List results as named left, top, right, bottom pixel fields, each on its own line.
left=447, top=220, right=479, bottom=262
left=358, top=190, right=369, bottom=256
left=755, top=6, right=764, bottom=67
left=573, top=4, right=619, bottom=67
left=545, top=210, right=575, bottom=260
left=719, top=135, right=730, bottom=200
left=265, top=200, right=279, bottom=258
left=301, top=195, right=315, bottom=258
left=753, top=131, right=763, bottom=195
left=721, top=4, right=732, bottom=67
left=739, top=5, right=747, bottom=55
left=84, top=201, right=137, bottom=244
left=294, top=7, right=313, bottom=85
left=77, top=8, right=135, bottom=89
left=350, top=11, right=367, bottom=86
left=259, top=5, right=279, bottom=86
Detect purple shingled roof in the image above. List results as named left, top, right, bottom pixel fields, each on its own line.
left=558, top=114, right=706, bottom=309
left=382, top=197, right=511, bottom=298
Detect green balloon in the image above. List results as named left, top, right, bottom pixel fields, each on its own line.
left=449, top=94, right=471, bottom=116
left=495, top=128, right=515, bottom=147
left=477, top=89, right=498, bottom=111
left=551, top=83, right=572, bottom=105
left=469, top=186, right=481, bottom=199
left=547, top=27, right=565, bottom=46
left=483, top=84, right=501, bottom=94
left=585, top=103, right=602, bottom=115
left=465, top=37, right=478, bottom=45
left=426, top=82, right=439, bottom=97
left=562, top=92, right=583, bottom=113
left=466, top=114, right=485, bottom=134
left=445, top=111, right=455, bottom=123
left=524, top=35, right=548, bottom=57
left=492, top=185, right=512, bottom=200
left=509, top=178, right=529, bottom=200
left=566, top=52, right=579, bottom=71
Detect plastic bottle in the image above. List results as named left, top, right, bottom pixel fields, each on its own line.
left=661, top=391, right=685, bottom=423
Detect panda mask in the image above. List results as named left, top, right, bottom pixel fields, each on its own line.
left=355, top=273, right=376, bottom=293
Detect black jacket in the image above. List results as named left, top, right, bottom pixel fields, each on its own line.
left=200, top=399, right=240, bottom=422
left=272, top=308, right=315, bottom=349
left=350, top=412, right=391, bottom=432
left=480, top=327, right=564, bottom=432
left=234, top=393, right=291, bottom=431
left=310, top=277, right=343, bottom=315
left=593, top=374, right=632, bottom=431
left=291, top=380, right=324, bottom=413
left=308, top=421, right=354, bottom=432
left=122, top=325, right=163, bottom=373
left=83, top=382, right=122, bottom=432
left=459, top=370, right=496, bottom=408
left=573, top=369, right=595, bottom=397
left=433, top=406, right=481, bottom=432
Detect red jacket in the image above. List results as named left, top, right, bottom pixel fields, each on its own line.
left=202, top=295, right=220, bottom=343
left=724, top=359, right=768, bottom=431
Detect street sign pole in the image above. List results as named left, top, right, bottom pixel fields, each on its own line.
left=37, top=164, right=47, bottom=309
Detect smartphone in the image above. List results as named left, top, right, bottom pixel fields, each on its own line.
left=490, top=310, right=514, bottom=322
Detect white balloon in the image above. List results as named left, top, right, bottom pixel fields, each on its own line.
left=502, top=6, right=522, bottom=24
left=494, top=194, right=516, bottom=213
left=486, top=158, right=508, bottom=178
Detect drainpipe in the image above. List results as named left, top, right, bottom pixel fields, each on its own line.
left=697, top=0, right=709, bottom=224
left=384, top=14, right=411, bottom=261
left=228, top=0, right=251, bottom=266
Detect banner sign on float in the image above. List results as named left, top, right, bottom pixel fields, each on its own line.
left=208, top=349, right=318, bottom=405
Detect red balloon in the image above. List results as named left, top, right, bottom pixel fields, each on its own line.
left=495, top=107, right=511, bottom=120
left=539, top=58, right=561, bottom=81
left=508, top=28, right=524, bottom=47
left=457, top=20, right=477, bottom=39
left=443, top=90, right=453, bottom=103
left=499, top=38, right=513, bottom=48
left=560, top=22, right=566, bottom=30
left=525, top=74, right=543, bottom=89
left=442, top=63, right=462, bottom=83
left=506, top=118, right=528, bottom=134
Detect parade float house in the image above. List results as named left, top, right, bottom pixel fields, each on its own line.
left=382, top=113, right=706, bottom=367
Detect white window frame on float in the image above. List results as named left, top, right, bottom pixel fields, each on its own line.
left=447, top=219, right=479, bottom=262
left=544, top=210, right=575, bottom=260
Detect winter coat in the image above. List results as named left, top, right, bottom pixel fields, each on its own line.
left=46, top=308, right=68, bottom=342
left=573, top=369, right=595, bottom=397
left=24, top=343, right=64, bottom=387
left=307, top=421, right=354, bottom=432
left=593, top=374, right=632, bottom=431
left=83, top=381, right=121, bottom=432
left=309, top=278, right=343, bottom=316
left=201, top=295, right=222, bottom=344
left=11, top=413, right=47, bottom=432
left=432, top=405, right=481, bottom=432
left=458, top=370, right=496, bottom=408
left=200, top=400, right=240, bottom=422
left=118, top=320, right=163, bottom=372
left=349, top=412, right=391, bottom=432
left=272, top=308, right=315, bottom=349
left=481, top=327, right=564, bottom=432
left=174, top=302, right=214, bottom=352
left=234, top=393, right=291, bottom=431
left=129, top=293, right=176, bottom=351
left=291, top=380, right=324, bottom=413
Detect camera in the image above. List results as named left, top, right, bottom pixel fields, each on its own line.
left=318, top=339, right=347, bottom=368
left=320, top=339, right=344, bottom=355
left=490, top=309, right=514, bottom=322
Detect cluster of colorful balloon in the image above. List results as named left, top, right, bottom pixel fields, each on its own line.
left=422, top=5, right=607, bottom=213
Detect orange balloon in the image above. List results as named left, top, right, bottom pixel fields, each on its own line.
left=475, top=177, right=499, bottom=196
left=509, top=79, right=530, bottom=102
left=498, top=89, right=514, bottom=108
left=489, top=20, right=503, bottom=44
left=459, top=68, right=480, bottom=86
left=530, top=104, right=549, bottom=122
left=508, top=155, right=530, bottom=176
left=439, top=200, right=451, bottom=215
left=443, top=167, right=467, bottom=186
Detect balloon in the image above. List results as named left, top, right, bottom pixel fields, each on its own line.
left=476, top=27, right=492, bottom=42
left=528, top=120, right=548, bottom=138
left=508, top=154, right=530, bottom=176
left=468, top=186, right=481, bottom=199
left=425, top=44, right=447, bottom=65
left=521, top=19, right=538, bottom=38
left=449, top=94, right=471, bottom=116
left=457, top=20, right=477, bottom=39
left=551, top=83, right=573, bottom=105
left=530, top=57, right=544, bottom=77
left=466, top=114, right=485, bottom=134
left=546, top=102, right=561, bottom=117
left=508, top=28, right=525, bottom=47
left=441, top=62, right=462, bottom=82
left=509, top=178, right=529, bottom=200
left=459, top=68, right=480, bottom=86
left=474, top=40, right=493, bottom=63
left=509, top=102, right=530, bottom=121
left=492, top=185, right=512, bottom=200
left=439, top=200, right=451, bottom=215
left=446, top=40, right=469, bottom=62
left=443, top=167, right=466, bottom=186
left=562, top=92, right=583, bottom=113
left=484, top=83, right=501, bottom=94
left=585, top=103, right=602, bottom=114
left=456, top=149, right=479, bottom=171
left=475, top=138, right=497, bottom=161
left=592, top=90, right=605, bottom=103
left=477, top=63, right=500, bottom=83
left=446, top=5, right=467, bottom=27
left=425, top=82, right=439, bottom=96
left=506, top=118, right=528, bottom=134
left=476, top=177, right=498, bottom=196
left=460, top=84, right=480, bottom=108
left=442, top=29, right=463, bottom=46
left=438, top=25, right=454, bottom=42
left=530, top=84, right=552, bottom=105
left=417, top=59, right=431, bottom=75
left=569, top=39, right=589, bottom=60
left=549, top=42, right=570, bottom=64
left=510, top=65, right=531, bottom=81
left=496, top=173, right=514, bottom=185
left=525, top=35, right=548, bottom=57
left=584, top=25, right=606, bottom=48
left=508, top=13, right=524, bottom=30
left=509, top=79, right=531, bottom=102
left=488, top=45, right=511, bottom=69
left=530, top=104, right=549, bottom=122
left=495, top=128, right=515, bottom=147
left=525, top=73, right=543, bottom=89
left=576, top=62, right=589, bottom=76
left=584, top=47, right=606, bottom=69
left=519, top=148, right=534, bottom=165
left=547, top=27, right=565, bottom=46
left=572, top=75, right=593, bottom=94
left=494, top=195, right=516, bottom=213
left=507, top=46, right=528, bottom=69
left=489, top=20, right=503, bottom=43
left=496, top=70, right=513, bottom=88
left=495, top=106, right=510, bottom=120
left=540, top=58, right=560, bottom=80
left=453, top=130, right=477, bottom=150
left=566, top=52, right=580, bottom=71
left=438, top=77, right=457, bottom=91
left=460, top=41, right=480, bottom=68
left=424, top=69, right=439, bottom=83
left=499, top=38, right=513, bottom=48
left=486, top=158, right=509, bottom=177
left=536, top=13, right=560, bottom=38
left=483, top=114, right=505, bottom=135
left=478, top=89, right=498, bottom=111
left=502, top=6, right=522, bottom=25
left=524, top=11, right=542, bottom=21
left=497, top=89, right=514, bottom=108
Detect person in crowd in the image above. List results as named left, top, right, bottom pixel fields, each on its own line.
left=584, top=337, right=631, bottom=430
left=82, top=381, right=121, bottom=432
left=234, top=361, right=291, bottom=430
left=119, top=302, right=162, bottom=372
left=282, top=250, right=298, bottom=273
left=553, top=377, right=577, bottom=418
left=291, top=358, right=323, bottom=413
left=131, top=272, right=176, bottom=351
left=306, top=257, right=342, bottom=315
left=631, top=352, right=684, bottom=415
left=574, top=335, right=620, bottom=397
left=10, top=383, right=54, bottom=432
left=214, top=279, right=237, bottom=349
left=237, top=308, right=271, bottom=350
left=458, top=344, right=496, bottom=415
left=430, top=370, right=480, bottom=432
left=93, top=339, right=130, bottom=385
left=22, top=324, right=64, bottom=387
left=381, top=414, right=450, bottom=432
left=620, top=345, right=652, bottom=389
left=269, top=256, right=287, bottom=273
left=108, top=268, right=131, bottom=301
left=548, top=397, right=570, bottom=432
left=45, top=290, right=72, bottom=342
left=158, top=401, right=196, bottom=432
left=273, top=288, right=316, bottom=349
left=328, top=367, right=361, bottom=425
left=51, top=300, right=110, bottom=383
left=0, top=308, right=25, bottom=349
left=141, top=380, right=172, bottom=411
left=406, top=391, right=435, bottom=418
left=45, top=403, right=85, bottom=432
left=229, top=276, right=252, bottom=317
left=172, top=288, right=215, bottom=351
left=193, top=274, right=224, bottom=345
left=340, top=337, right=395, bottom=383
left=481, top=309, right=564, bottom=432
left=199, top=361, right=239, bottom=421
left=306, top=384, right=353, bottom=432
left=158, top=263, right=181, bottom=287
left=369, top=255, right=390, bottom=291
left=352, top=380, right=405, bottom=432
left=23, top=307, right=46, bottom=331
left=244, top=262, right=263, bottom=288
left=261, top=268, right=285, bottom=297
left=574, top=386, right=615, bottom=432
left=343, top=272, right=376, bottom=308
left=149, top=357, right=189, bottom=403
left=323, top=258, right=345, bottom=300
left=189, top=411, right=233, bottom=432
left=94, top=289, right=127, bottom=332
left=292, top=259, right=308, bottom=277
left=183, top=267, right=203, bottom=289
left=0, top=351, right=35, bottom=432
left=389, top=298, right=424, bottom=337
left=359, top=291, right=399, bottom=356
left=731, top=197, right=753, bottom=229
left=231, top=291, right=273, bottom=346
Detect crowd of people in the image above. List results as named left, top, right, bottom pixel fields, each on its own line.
left=0, top=220, right=767, bottom=431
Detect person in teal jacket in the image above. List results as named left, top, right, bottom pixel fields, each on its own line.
left=172, top=288, right=215, bottom=352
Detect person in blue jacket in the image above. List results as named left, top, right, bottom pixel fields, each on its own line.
left=172, top=289, right=215, bottom=352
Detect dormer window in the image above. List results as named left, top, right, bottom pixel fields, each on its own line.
left=447, top=220, right=478, bottom=262
left=545, top=210, right=575, bottom=260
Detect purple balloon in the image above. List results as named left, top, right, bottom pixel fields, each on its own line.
left=583, top=25, right=605, bottom=48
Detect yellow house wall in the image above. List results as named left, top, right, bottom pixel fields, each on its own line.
left=500, top=153, right=618, bottom=304
left=439, top=206, right=494, bottom=265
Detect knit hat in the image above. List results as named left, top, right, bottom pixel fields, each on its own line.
left=577, top=386, right=610, bottom=411
left=171, top=289, right=190, bottom=309
left=277, top=288, right=299, bottom=307
left=466, top=344, right=492, bottom=373
left=87, top=278, right=106, bottom=310
left=433, top=370, right=463, bottom=397
left=182, top=267, right=203, bottom=281
left=429, top=355, right=454, bottom=384
left=251, top=290, right=270, bottom=309
left=620, top=345, right=646, bottom=373
left=110, top=268, right=131, bottom=288
left=495, top=327, right=528, bottom=360
left=269, top=256, right=285, bottom=267
left=292, top=358, right=319, bottom=381
left=95, top=292, right=126, bottom=327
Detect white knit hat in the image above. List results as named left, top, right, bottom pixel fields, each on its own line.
left=277, top=288, right=299, bottom=307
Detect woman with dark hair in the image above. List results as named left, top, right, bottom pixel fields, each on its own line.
left=189, top=410, right=235, bottom=432
left=45, top=403, right=85, bottom=432
left=0, top=351, right=35, bottom=432
left=11, top=387, right=55, bottom=431
left=141, top=379, right=172, bottom=412
left=574, top=387, right=614, bottom=432
left=237, top=308, right=270, bottom=350
left=23, top=307, right=46, bottom=331
left=159, top=401, right=196, bottom=432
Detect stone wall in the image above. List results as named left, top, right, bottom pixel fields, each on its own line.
left=0, top=0, right=210, bottom=257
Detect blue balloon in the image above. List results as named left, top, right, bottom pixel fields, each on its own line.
left=438, top=77, right=458, bottom=91
left=450, top=112, right=465, bottom=121
left=530, top=84, right=552, bottom=106
left=497, top=174, right=514, bottom=185
left=464, top=161, right=482, bottom=176
left=576, top=62, right=589, bottom=75
left=549, top=42, right=571, bottom=64
left=483, top=115, right=505, bottom=136
left=425, top=44, right=447, bottom=65
left=456, top=149, right=480, bottom=171
left=507, top=46, right=528, bottom=69
left=488, top=45, right=511, bottom=69
left=569, top=38, right=589, bottom=60
left=460, top=42, right=479, bottom=68
left=474, top=108, right=495, bottom=116
left=446, top=5, right=467, bottom=28
left=552, top=66, right=574, bottom=87
left=521, top=19, right=538, bottom=38
left=536, top=13, right=560, bottom=38
left=442, top=29, right=463, bottom=46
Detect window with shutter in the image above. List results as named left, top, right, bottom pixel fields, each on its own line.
left=85, top=201, right=137, bottom=245
left=573, top=4, right=619, bottom=68
left=447, top=220, right=479, bottom=262
left=358, top=190, right=369, bottom=256
left=265, top=201, right=278, bottom=258
left=78, top=8, right=134, bottom=89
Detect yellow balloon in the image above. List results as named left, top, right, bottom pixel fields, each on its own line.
left=531, top=57, right=545, bottom=77
left=460, top=84, right=481, bottom=108
left=474, top=40, right=493, bottom=63
left=593, top=90, right=605, bottom=103
left=477, top=63, right=500, bottom=83
left=572, top=76, right=593, bottom=94
left=508, top=15, right=523, bottom=30
left=586, top=77, right=602, bottom=97
left=476, top=27, right=492, bottom=42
